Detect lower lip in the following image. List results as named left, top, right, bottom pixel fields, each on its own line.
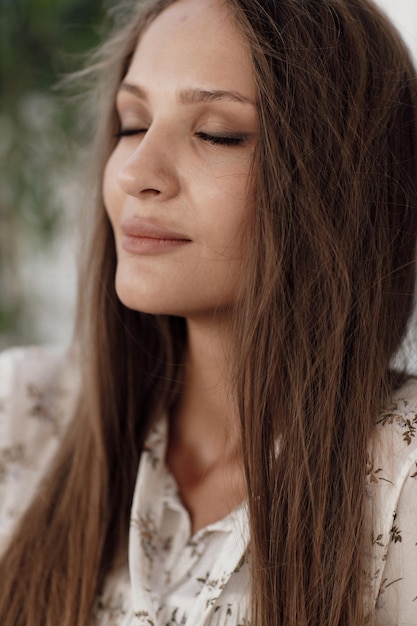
left=122, top=235, right=191, bottom=254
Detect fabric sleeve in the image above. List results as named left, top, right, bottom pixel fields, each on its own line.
left=0, top=346, right=78, bottom=555
left=375, top=457, right=417, bottom=625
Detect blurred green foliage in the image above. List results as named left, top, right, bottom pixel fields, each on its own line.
left=0, top=0, right=110, bottom=339
left=1, top=0, right=108, bottom=226
left=2, top=0, right=104, bottom=94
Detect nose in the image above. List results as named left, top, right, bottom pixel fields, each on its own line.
left=116, top=126, right=180, bottom=200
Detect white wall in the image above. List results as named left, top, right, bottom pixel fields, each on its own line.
left=374, top=0, right=417, bottom=62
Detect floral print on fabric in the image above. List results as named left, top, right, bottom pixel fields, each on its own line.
left=1, top=347, right=417, bottom=624
left=0, top=347, right=78, bottom=554
left=128, top=418, right=251, bottom=625
left=365, top=378, right=417, bottom=625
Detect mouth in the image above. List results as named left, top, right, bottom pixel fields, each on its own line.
left=120, top=217, right=191, bottom=254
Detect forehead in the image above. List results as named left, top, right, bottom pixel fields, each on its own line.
left=124, top=0, right=256, bottom=102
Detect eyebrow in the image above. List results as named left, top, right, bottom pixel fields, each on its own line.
left=119, top=82, right=257, bottom=107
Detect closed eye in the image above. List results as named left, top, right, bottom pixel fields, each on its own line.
left=197, top=132, right=249, bottom=146
left=114, top=128, right=147, bottom=138
left=114, top=129, right=251, bottom=146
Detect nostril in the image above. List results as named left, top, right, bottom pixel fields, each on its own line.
left=141, top=188, right=161, bottom=196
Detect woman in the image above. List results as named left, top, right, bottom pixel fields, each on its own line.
left=0, top=0, right=416, bottom=624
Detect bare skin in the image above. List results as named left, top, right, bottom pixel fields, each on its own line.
left=166, top=319, right=246, bottom=534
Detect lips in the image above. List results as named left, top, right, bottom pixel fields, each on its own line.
left=120, top=217, right=191, bottom=255
left=120, top=217, right=190, bottom=241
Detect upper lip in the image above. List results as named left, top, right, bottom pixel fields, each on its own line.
left=120, top=217, right=191, bottom=241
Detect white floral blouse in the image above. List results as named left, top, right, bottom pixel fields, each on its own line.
left=0, top=347, right=417, bottom=625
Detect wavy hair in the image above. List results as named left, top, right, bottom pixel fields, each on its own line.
left=0, top=0, right=416, bottom=624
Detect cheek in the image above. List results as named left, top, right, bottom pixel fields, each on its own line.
left=197, top=169, right=252, bottom=239
left=102, top=152, right=121, bottom=224
left=211, top=180, right=252, bottom=245
left=203, top=203, right=249, bottom=262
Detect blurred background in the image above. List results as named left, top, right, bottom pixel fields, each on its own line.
left=0, top=0, right=417, bottom=350
left=0, top=0, right=109, bottom=349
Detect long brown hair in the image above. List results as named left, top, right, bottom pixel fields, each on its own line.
left=1, top=1, right=416, bottom=624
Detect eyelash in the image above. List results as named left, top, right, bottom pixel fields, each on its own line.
left=196, top=132, right=247, bottom=146
left=114, top=128, right=247, bottom=146
left=114, top=128, right=146, bottom=138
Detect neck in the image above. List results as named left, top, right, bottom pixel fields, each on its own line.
left=170, top=315, right=241, bottom=470
left=166, top=315, right=246, bottom=533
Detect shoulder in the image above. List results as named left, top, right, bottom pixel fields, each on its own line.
left=368, top=378, right=417, bottom=519
left=373, top=377, right=417, bottom=471
left=0, top=345, right=79, bottom=444
left=366, top=378, right=417, bottom=612
left=0, top=345, right=79, bottom=554
left=369, top=377, right=417, bottom=514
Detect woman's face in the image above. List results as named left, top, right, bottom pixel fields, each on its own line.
left=103, top=0, right=257, bottom=321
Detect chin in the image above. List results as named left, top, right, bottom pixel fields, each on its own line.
left=114, top=266, right=237, bottom=320
left=115, top=283, right=165, bottom=315
left=115, top=278, right=182, bottom=316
